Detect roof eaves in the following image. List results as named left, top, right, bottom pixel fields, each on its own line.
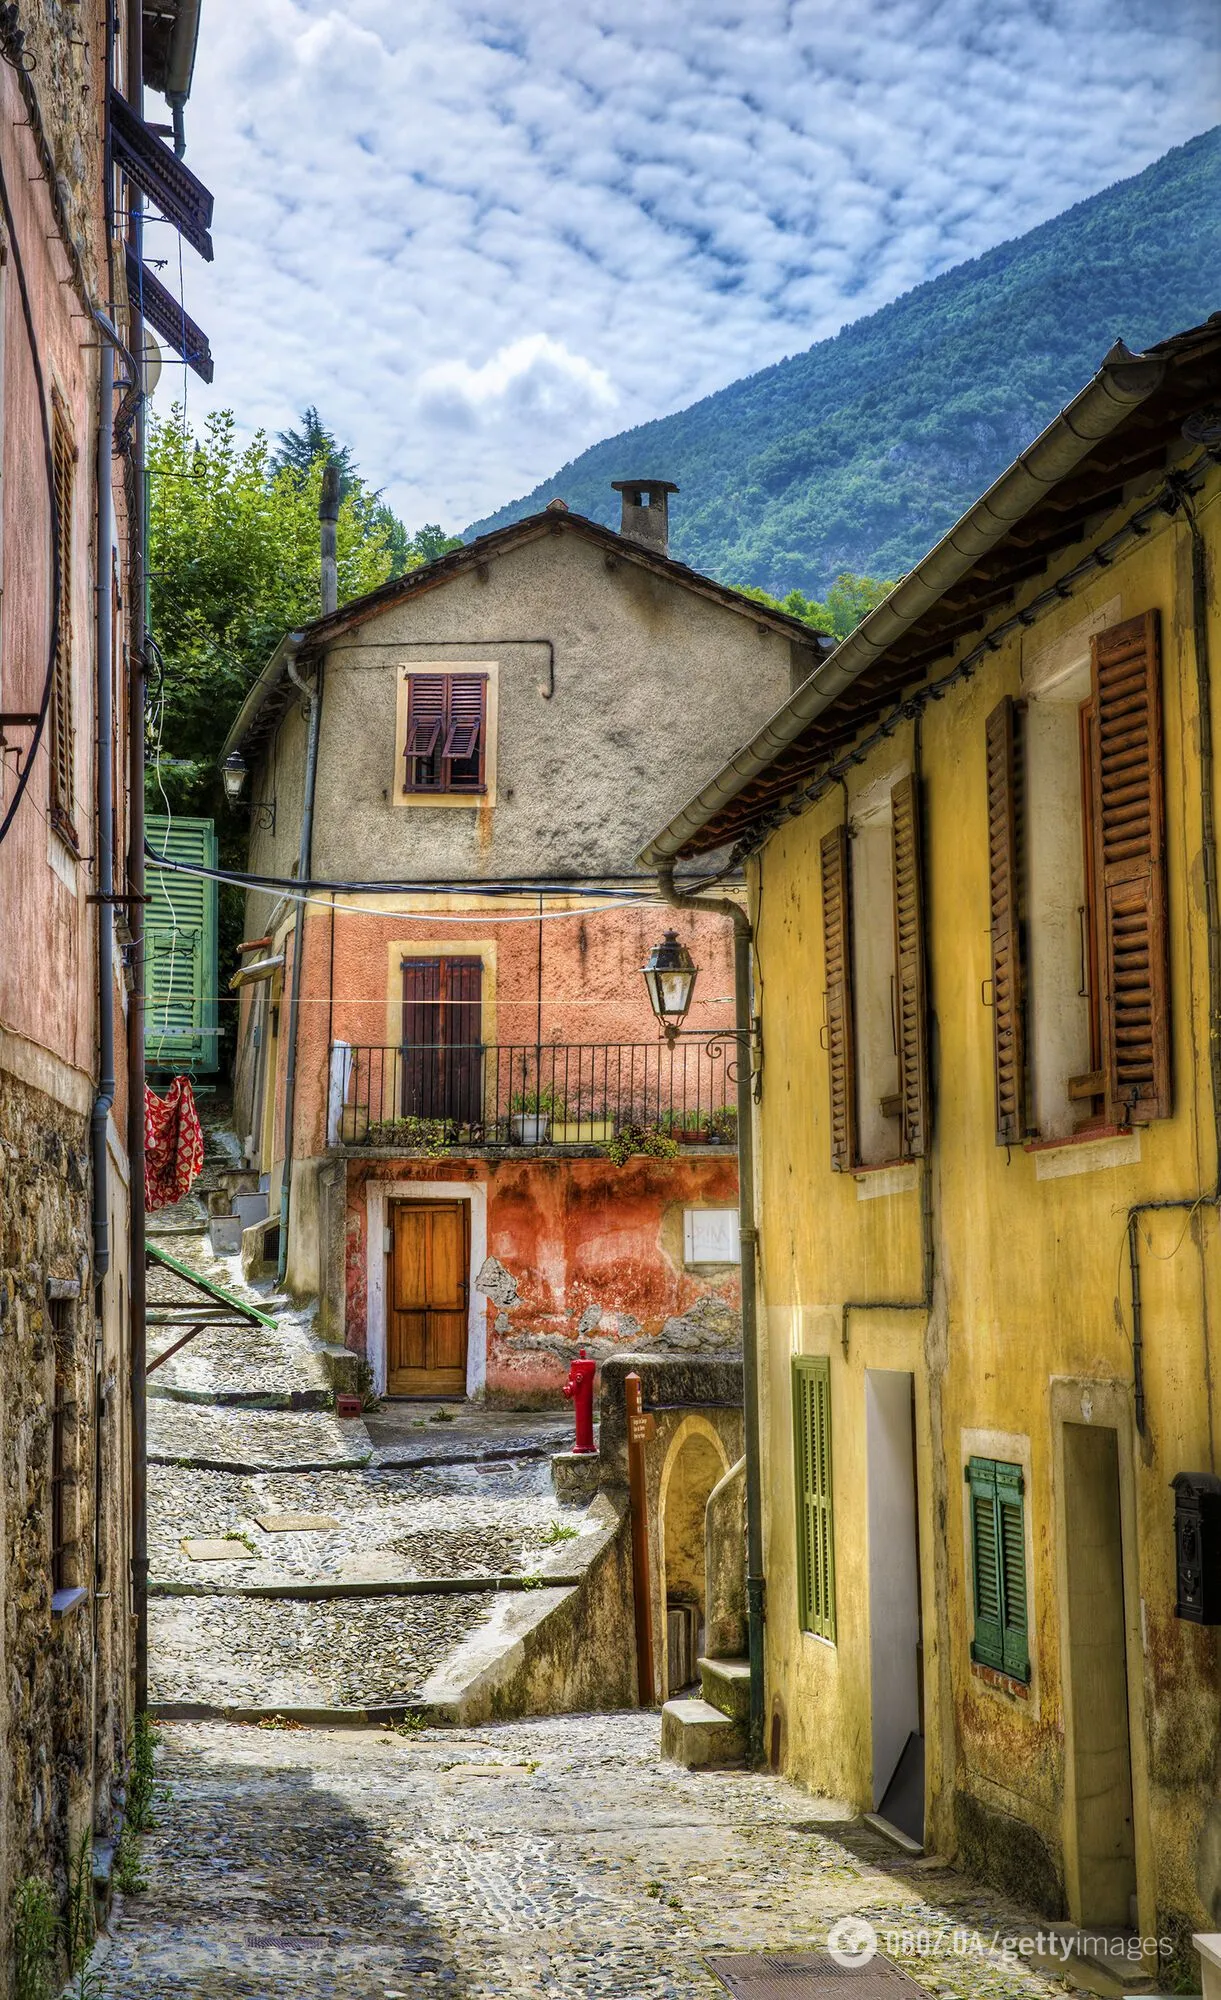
left=638, top=343, right=1167, bottom=868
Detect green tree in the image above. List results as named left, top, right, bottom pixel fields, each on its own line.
left=146, top=406, right=401, bottom=818
left=270, top=407, right=463, bottom=578
left=739, top=570, right=897, bottom=642
left=270, top=405, right=357, bottom=493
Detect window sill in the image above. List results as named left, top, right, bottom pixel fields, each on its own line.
left=970, top=1659, right=1030, bottom=1701
left=1025, top=1128, right=1142, bottom=1181
left=1023, top=1125, right=1125, bottom=1153
left=51, top=1586, right=88, bottom=1618
left=853, top=1161, right=919, bottom=1200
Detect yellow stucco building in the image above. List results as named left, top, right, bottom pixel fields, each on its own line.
left=643, top=318, right=1221, bottom=1976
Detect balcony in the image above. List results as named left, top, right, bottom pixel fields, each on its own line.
left=328, top=1042, right=737, bottom=1152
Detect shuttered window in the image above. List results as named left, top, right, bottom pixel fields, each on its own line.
left=968, top=1455, right=1029, bottom=1682
left=891, top=774, right=929, bottom=1158
left=1088, top=612, right=1170, bottom=1122
left=985, top=697, right=1028, bottom=1144
left=404, top=674, right=487, bottom=793
left=145, top=815, right=220, bottom=1071
left=401, top=957, right=484, bottom=1124
left=793, top=1357, right=836, bottom=1642
left=49, top=396, right=76, bottom=841
left=820, top=825, right=857, bottom=1171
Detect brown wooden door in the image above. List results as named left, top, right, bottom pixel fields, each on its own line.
left=401, top=957, right=483, bottom=1126
left=387, top=1199, right=469, bottom=1396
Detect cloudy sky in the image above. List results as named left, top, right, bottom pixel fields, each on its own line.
left=154, top=0, right=1219, bottom=532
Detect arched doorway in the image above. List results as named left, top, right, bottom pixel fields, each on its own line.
left=658, top=1421, right=729, bottom=1696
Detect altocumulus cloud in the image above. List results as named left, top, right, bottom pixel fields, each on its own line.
left=156, top=0, right=1220, bottom=530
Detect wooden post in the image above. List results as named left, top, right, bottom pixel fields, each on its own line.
left=625, top=1370, right=656, bottom=1705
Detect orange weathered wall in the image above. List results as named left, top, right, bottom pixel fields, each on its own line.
left=344, top=1151, right=742, bottom=1399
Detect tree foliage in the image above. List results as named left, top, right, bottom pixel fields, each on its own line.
left=739, top=571, right=896, bottom=641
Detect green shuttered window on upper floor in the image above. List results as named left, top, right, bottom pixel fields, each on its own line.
left=968, top=1455, right=1029, bottom=1682
left=793, top=1356, right=836, bottom=1642
left=146, top=816, right=219, bottom=1072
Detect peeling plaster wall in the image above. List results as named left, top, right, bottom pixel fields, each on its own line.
left=343, top=1152, right=742, bottom=1400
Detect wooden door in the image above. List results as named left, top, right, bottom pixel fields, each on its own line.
left=401, top=957, right=483, bottom=1126
left=387, top=1199, right=469, bottom=1396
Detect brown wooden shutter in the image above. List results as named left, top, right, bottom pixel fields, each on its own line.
left=986, top=696, right=1027, bottom=1144
left=1089, top=611, right=1170, bottom=1121
left=820, top=824, right=856, bottom=1171
left=405, top=677, right=446, bottom=788
left=49, top=399, right=76, bottom=832
left=891, top=773, right=929, bottom=1158
left=443, top=676, right=485, bottom=761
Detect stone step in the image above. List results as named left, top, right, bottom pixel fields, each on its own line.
left=659, top=1697, right=745, bottom=1769
left=698, top=1655, right=750, bottom=1724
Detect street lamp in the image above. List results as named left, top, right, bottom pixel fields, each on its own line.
left=220, top=751, right=276, bottom=832
left=642, top=930, right=698, bottom=1044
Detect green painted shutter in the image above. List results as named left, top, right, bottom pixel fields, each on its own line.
left=794, top=1358, right=836, bottom=1642
left=145, top=815, right=219, bottom=1071
left=968, top=1456, right=1029, bottom=1682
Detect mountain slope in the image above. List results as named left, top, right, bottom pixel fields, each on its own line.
left=468, top=129, right=1221, bottom=597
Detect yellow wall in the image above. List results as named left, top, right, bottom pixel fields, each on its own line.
left=750, top=466, right=1221, bottom=1950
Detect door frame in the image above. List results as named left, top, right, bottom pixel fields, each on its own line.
left=365, top=1179, right=487, bottom=1399
left=866, top=1368, right=923, bottom=1820
left=1050, top=1377, right=1152, bottom=1937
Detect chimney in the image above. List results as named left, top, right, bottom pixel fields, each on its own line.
left=319, top=461, right=341, bottom=617
left=611, top=478, right=678, bottom=557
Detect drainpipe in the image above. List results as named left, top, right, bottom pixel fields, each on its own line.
left=91, top=342, right=115, bottom=1290
left=276, top=466, right=339, bottom=1285
left=657, top=858, right=766, bottom=1766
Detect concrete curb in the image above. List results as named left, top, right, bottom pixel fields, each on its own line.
left=149, top=1387, right=334, bottom=1410
left=149, top=1573, right=586, bottom=1600
left=148, top=1454, right=372, bottom=1474
left=147, top=1699, right=436, bottom=1727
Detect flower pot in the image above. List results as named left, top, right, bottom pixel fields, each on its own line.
left=510, top=1113, right=551, bottom=1144
left=339, top=1106, right=369, bottom=1144
left=553, top=1119, right=613, bottom=1143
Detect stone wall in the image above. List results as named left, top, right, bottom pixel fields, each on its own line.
left=0, top=1071, right=129, bottom=1955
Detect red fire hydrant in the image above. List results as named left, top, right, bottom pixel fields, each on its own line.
left=563, top=1347, right=597, bottom=1455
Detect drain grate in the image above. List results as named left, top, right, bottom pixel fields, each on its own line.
left=705, top=1951, right=929, bottom=1997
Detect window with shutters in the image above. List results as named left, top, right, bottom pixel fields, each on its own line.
left=49, top=394, right=77, bottom=844
left=819, top=769, right=928, bottom=1169
left=401, top=955, right=484, bottom=1124
left=793, top=1356, right=836, bottom=1642
left=402, top=672, right=487, bottom=795
left=967, top=1455, right=1029, bottom=1682
left=987, top=609, right=1169, bottom=1143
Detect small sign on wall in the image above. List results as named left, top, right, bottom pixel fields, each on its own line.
left=684, top=1207, right=740, bottom=1266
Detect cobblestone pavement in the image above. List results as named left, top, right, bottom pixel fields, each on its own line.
left=147, top=1216, right=589, bottom=1710
left=98, top=1713, right=1068, bottom=2000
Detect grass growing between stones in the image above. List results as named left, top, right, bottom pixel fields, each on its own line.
left=114, top=1714, right=165, bottom=1896
left=11, top=1876, right=57, bottom=2000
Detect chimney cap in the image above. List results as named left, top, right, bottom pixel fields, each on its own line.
left=610, top=478, right=679, bottom=496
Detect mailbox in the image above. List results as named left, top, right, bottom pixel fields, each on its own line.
left=1172, top=1471, right=1221, bottom=1624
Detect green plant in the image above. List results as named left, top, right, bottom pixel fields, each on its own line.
left=364, top=1115, right=454, bottom=1157
left=113, top=1711, right=165, bottom=1897
left=12, top=1876, right=57, bottom=2000
left=64, top=1832, right=95, bottom=1981
left=539, top=1520, right=579, bottom=1544
left=380, top=1712, right=427, bottom=1736
left=707, top=1105, right=738, bottom=1143
left=509, top=1088, right=566, bottom=1118
left=428, top=1407, right=455, bottom=1424
left=659, top=1108, right=707, bottom=1137
left=604, top=1122, right=680, bottom=1168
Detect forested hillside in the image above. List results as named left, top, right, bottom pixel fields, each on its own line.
left=468, top=129, right=1221, bottom=598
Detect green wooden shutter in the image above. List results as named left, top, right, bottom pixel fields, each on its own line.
left=145, top=815, right=219, bottom=1071
left=793, top=1358, right=836, bottom=1642
left=968, top=1456, right=1029, bottom=1682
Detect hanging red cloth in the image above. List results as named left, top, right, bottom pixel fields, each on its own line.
left=144, top=1076, right=205, bottom=1211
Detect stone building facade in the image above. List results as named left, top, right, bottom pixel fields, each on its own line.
left=0, top=3, right=206, bottom=1977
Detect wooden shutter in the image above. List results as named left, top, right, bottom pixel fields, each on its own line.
left=891, top=774, right=929, bottom=1157
left=405, top=677, right=446, bottom=787
left=968, top=1456, right=1029, bottom=1682
left=820, top=825, right=857, bottom=1171
left=794, top=1358, right=836, bottom=1642
left=144, top=815, right=220, bottom=1070
left=49, top=399, right=76, bottom=833
left=986, top=697, right=1027, bottom=1144
left=443, top=676, right=486, bottom=767
left=1088, top=612, right=1170, bottom=1122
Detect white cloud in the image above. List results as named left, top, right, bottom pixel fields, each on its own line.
left=152, top=0, right=1220, bottom=530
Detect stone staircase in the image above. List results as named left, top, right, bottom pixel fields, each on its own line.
left=660, top=1655, right=749, bottom=1768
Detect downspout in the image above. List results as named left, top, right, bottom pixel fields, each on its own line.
left=126, top=0, right=150, bottom=1713
left=657, top=857, right=766, bottom=1766
left=92, top=343, right=115, bottom=1288
left=276, top=465, right=339, bottom=1285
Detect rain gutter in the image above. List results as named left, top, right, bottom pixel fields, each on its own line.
left=640, top=346, right=1165, bottom=866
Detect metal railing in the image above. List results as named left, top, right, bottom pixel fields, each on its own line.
left=329, top=1041, right=738, bottom=1149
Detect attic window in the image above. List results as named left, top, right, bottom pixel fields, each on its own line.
left=404, top=675, right=487, bottom=794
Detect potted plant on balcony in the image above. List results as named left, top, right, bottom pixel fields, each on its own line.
left=509, top=1088, right=565, bottom=1144
left=552, top=1101, right=615, bottom=1144
left=707, top=1105, right=738, bottom=1145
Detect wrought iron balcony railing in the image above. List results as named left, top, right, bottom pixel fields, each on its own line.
left=328, top=1041, right=738, bottom=1150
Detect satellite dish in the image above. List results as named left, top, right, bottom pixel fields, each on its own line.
left=141, top=332, right=162, bottom=398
